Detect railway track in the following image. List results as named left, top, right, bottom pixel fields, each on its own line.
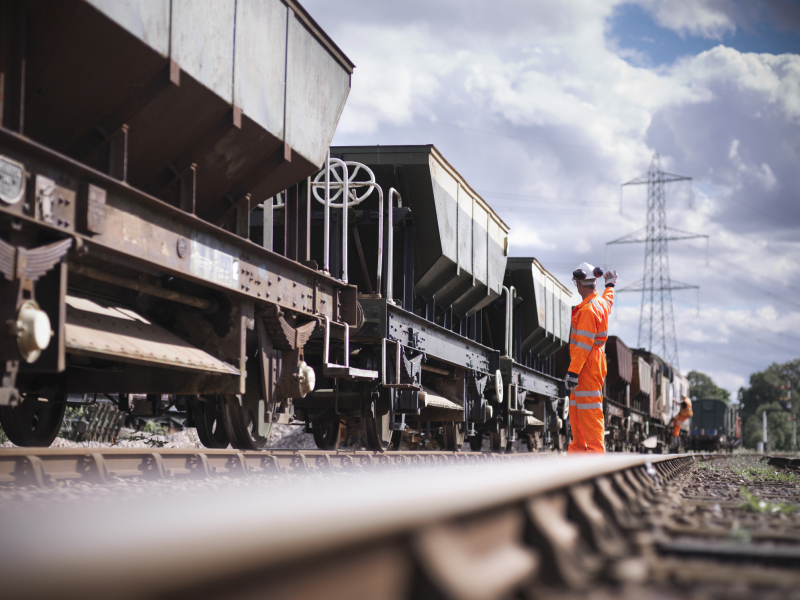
left=2, top=450, right=799, bottom=600
left=0, top=447, right=533, bottom=488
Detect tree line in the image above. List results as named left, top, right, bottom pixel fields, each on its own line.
left=686, top=359, right=799, bottom=451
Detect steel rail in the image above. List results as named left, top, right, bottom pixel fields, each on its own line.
left=0, top=452, right=706, bottom=600
left=0, top=447, right=532, bottom=488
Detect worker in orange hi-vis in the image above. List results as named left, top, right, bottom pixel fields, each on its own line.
left=564, top=262, right=616, bottom=453
left=672, top=396, right=693, bottom=438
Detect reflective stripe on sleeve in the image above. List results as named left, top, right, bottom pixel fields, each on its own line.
left=596, top=330, right=608, bottom=337
left=575, top=402, right=602, bottom=410
left=570, top=340, right=592, bottom=352
left=573, top=329, right=596, bottom=339
left=574, top=390, right=602, bottom=397
left=569, top=400, right=577, bottom=406
left=594, top=340, right=605, bottom=346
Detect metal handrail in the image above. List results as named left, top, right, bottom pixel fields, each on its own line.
left=386, top=188, right=402, bottom=303
left=502, top=285, right=516, bottom=358
left=312, top=159, right=387, bottom=292
left=322, top=314, right=350, bottom=371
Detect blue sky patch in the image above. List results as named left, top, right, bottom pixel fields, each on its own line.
left=608, top=3, right=800, bottom=66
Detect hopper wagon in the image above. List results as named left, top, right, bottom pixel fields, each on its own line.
left=291, top=145, right=567, bottom=452
left=0, top=0, right=359, bottom=449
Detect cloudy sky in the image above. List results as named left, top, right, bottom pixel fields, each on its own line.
left=303, top=0, right=800, bottom=397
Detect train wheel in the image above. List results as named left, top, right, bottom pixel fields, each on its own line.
left=442, top=422, right=465, bottom=451
left=468, top=432, right=483, bottom=452
left=0, top=394, right=67, bottom=447
left=193, top=397, right=229, bottom=449
left=222, top=394, right=270, bottom=450
left=312, top=418, right=341, bottom=450
left=490, top=427, right=509, bottom=453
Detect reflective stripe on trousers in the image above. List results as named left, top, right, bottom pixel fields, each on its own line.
left=568, top=402, right=605, bottom=453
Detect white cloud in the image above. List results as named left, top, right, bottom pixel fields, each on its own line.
left=303, top=0, right=800, bottom=398
left=638, top=0, right=738, bottom=39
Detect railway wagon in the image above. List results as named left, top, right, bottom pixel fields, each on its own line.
left=0, top=0, right=360, bottom=448
left=603, top=336, right=636, bottom=451
left=688, top=398, right=739, bottom=452
left=489, top=257, right=572, bottom=451
left=555, top=334, right=688, bottom=452
left=632, top=349, right=673, bottom=450
left=290, top=145, right=567, bottom=452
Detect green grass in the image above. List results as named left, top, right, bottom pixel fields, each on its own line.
left=731, top=465, right=799, bottom=484
left=739, top=486, right=798, bottom=514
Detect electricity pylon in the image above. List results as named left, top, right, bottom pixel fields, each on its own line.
left=606, top=153, right=708, bottom=369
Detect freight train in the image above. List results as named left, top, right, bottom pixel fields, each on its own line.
left=0, top=0, right=700, bottom=454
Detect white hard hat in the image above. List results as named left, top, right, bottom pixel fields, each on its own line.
left=572, top=262, right=603, bottom=285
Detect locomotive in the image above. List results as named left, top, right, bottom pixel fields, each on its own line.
left=687, top=398, right=740, bottom=452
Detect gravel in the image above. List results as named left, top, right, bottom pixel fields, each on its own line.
left=1, top=424, right=315, bottom=450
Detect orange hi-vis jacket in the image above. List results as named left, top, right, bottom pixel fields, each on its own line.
left=672, top=399, right=693, bottom=437
left=567, top=287, right=614, bottom=453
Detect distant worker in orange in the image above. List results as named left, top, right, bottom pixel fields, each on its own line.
left=672, top=396, right=693, bottom=439
left=564, top=262, right=617, bottom=453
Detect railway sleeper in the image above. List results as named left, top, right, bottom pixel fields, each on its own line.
left=411, top=460, right=688, bottom=598
left=1, top=455, right=738, bottom=600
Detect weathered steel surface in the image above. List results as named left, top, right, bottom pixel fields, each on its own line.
left=505, top=257, right=571, bottom=356
left=65, top=296, right=240, bottom=375
left=606, top=335, right=633, bottom=388
left=631, top=355, right=653, bottom=412
left=499, top=357, right=560, bottom=399
left=85, top=0, right=171, bottom=56
left=332, top=146, right=509, bottom=316
left=234, top=0, right=288, bottom=141
left=21, top=0, right=353, bottom=216
left=0, top=129, right=355, bottom=326
left=171, top=0, right=236, bottom=103
left=386, top=302, right=492, bottom=374
left=634, top=349, right=669, bottom=423
left=286, top=11, right=351, bottom=169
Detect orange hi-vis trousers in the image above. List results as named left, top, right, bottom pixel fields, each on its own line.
left=567, top=287, right=614, bottom=454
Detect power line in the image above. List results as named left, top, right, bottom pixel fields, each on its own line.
left=347, top=103, right=609, bottom=153
left=478, top=190, right=619, bottom=206
left=694, top=179, right=789, bottom=227
left=350, top=103, right=795, bottom=233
